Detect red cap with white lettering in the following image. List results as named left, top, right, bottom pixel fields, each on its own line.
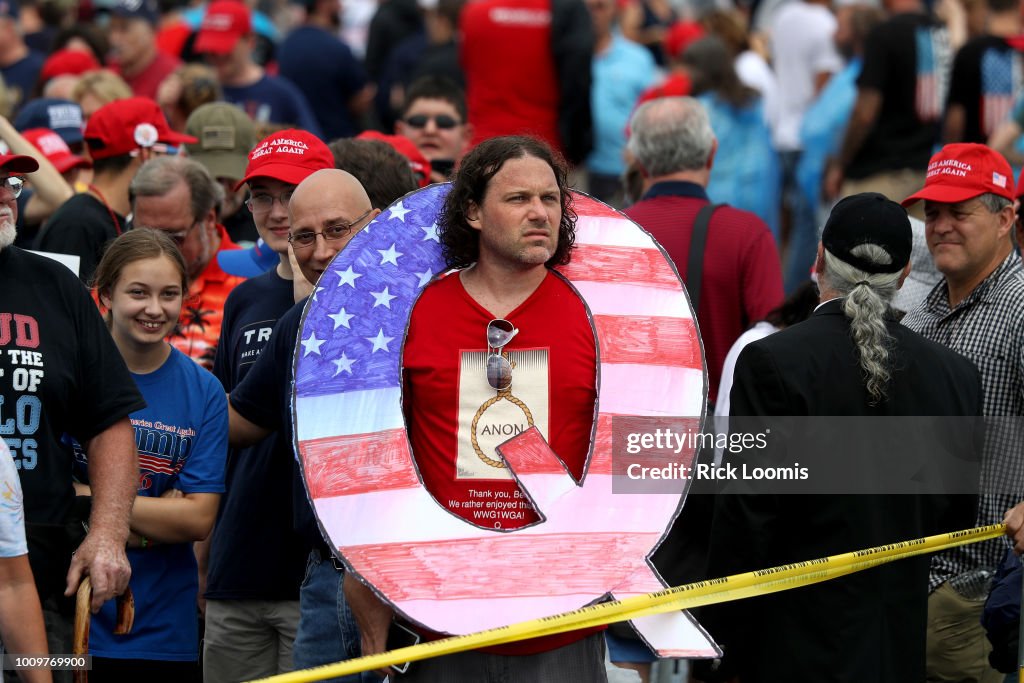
left=84, top=97, right=196, bottom=160
left=236, top=129, right=334, bottom=189
left=195, top=0, right=252, bottom=55
left=902, top=143, right=1015, bottom=206
left=22, top=128, right=91, bottom=173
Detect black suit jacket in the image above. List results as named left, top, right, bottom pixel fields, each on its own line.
left=699, top=299, right=983, bottom=683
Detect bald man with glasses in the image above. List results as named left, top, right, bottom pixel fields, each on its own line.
left=225, top=169, right=378, bottom=681
left=200, top=130, right=333, bottom=682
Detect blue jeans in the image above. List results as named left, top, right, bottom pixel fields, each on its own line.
left=292, top=549, right=375, bottom=683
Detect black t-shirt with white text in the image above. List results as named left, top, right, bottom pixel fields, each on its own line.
left=230, top=299, right=325, bottom=550
left=0, top=247, right=144, bottom=595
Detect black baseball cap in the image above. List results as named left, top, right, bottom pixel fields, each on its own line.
left=822, top=193, right=912, bottom=274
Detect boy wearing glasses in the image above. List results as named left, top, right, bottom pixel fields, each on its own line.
left=344, top=135, right=605, bottom=681
left=395, top=76, right=473, bottom=183
left=200, top=129, right=333, bottom=682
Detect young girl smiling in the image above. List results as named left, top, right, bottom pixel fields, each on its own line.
left=76, top=229, right=227, bottom=680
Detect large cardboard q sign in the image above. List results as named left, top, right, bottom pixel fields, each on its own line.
left=292, top=184, right=718, bottom=657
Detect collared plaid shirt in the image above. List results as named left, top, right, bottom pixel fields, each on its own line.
left=903, top=252, right=1024, bottom=591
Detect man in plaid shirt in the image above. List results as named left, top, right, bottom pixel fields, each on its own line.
left=902, top=142, right=1024, bottom=683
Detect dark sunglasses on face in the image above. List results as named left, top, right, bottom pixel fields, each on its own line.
left=403, top=114, right=461, bottom=130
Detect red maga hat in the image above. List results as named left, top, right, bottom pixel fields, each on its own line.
left=84, top=97, right=196, bottom=160
left=0, top=154, right=39, bottom=174
left=22, top=129, right=92, bottom=174
left=357, top=130, right=432, bottom=187
left=40, top=49, right=101, bottom=83
left=902, top=143, right=1015, bottom=207
left=664, top=21, right=705, bottom=61
left=195, top=1, right=252, bottom=55
left=236, top=129, right=333, bottom=189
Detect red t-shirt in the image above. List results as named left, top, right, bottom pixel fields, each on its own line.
left=460, top=0, right=562, bottom=152
left=115, top=51, right=182, bottom=101
left=625, top=190, right=784, bottom=404
left=402, top=270, right=601, bottom=654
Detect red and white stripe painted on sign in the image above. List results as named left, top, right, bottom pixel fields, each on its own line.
left=295, top=191, right=717, bottom=656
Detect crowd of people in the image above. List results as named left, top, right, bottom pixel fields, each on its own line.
left=1, top=0, right=1024, bottom=680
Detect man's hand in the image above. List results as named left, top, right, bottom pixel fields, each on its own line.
left=70, top=418, right=137, bottom=611
left=287, top=244, right=314, bottom=302
left=343, top=572, right=394, bottom=678
left=1004, top=502, right=1024, bottom=554
left=65, top=531, right=131, bottom=613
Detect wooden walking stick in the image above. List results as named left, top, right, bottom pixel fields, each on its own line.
left=72, top=577, right=135, bottom=683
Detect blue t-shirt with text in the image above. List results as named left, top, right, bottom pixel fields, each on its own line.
left=76, top=348, right=227, bottom=661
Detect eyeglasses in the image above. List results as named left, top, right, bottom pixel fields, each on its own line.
left=486, top=319, right=518, bottom=391
left=246, top=190, right=294, bottom=214
left=403, top=114, right=461, bottom=130
left=288, top=209, right=373, bottom=249
left=132, top=219, right=201, bottom=245
left=0, top=177, right=24, bottom=200
left=165, top=220, right=201, bottom=246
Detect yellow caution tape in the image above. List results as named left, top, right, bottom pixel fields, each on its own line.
left=250, top=524, right=1007, bottom=683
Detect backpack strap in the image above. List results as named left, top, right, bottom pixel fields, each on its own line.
left=685, top=203, right=721, bottom=317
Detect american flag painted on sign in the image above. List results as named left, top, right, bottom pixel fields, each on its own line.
left=293, top=185, right=718, bottom=657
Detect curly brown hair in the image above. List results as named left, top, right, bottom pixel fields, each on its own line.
left=438, top=135, right=576, bottom=269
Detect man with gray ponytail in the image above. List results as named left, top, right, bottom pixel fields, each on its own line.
left=817, top=194, right=913, bottom=405
left=699, top=192, right=982, bottom=683
left=901, top=142, right=1024, bottom=683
